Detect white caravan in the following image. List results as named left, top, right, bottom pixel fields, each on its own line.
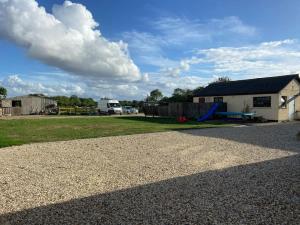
left=97, top=99, right=123, bottom=115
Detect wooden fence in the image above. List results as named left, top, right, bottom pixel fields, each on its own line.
left=144, top=102, right=227, bottom=118
left=0, top=107, right=22, bottom=116
left=58, top=107, right=97, bottom=115
left=0, top=107, right=96, bottom=116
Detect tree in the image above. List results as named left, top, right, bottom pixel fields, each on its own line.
left=79, top=98, right=90, bottom=107
left=51, top=96, right=71, bottom=106
left=158, top=96, right=170, bottom=105
left=80, top=98, right=97, bottom=107
left=157, top=86, right=205, bottom=104
left=209, top=76, right=231, bottom=85
left=173, top=88, right=186, bottom=97
left=193, top=86, right=204, bottom=94
left=29, top=93, right=46, bottom=97
left=147, top=89, right=163, bottom=102
left=0, top=86, right=7, bottom=100
left=169, top=88, right=194, bottom=102
left=171, top=88, right=187, bottom=102
left=119, top=100, right=133, bottom=107
left=51, top=95, right=97, bottom=107
left=69, top=95, right=81, bottom=107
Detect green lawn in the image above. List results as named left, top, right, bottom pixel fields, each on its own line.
left=0, top=116, right=233, bottom=148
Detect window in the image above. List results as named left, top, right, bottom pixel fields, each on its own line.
left=214, top=97, right=223, bottom=103
left=12, top=100, right=22, bottom=107
left=280, top=96, right=287, bottom=108
left=253, top=96, right=271, bottom=107
left=198, top=98, right=205, bottom=103
left=108, top=103, right=121, bottom=108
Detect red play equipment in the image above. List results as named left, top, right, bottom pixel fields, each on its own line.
left=177, top=116, right=188, bottom=123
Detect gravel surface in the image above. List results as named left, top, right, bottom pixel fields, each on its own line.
left=0, top=122, right=299, bottom=225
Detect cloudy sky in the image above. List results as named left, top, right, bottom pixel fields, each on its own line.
left=0, top=0, right=300, bottom=99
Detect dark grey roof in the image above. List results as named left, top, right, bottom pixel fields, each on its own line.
left=7, top=95, right=52, bottom=100
left=195, top=74, right=300, bottom=97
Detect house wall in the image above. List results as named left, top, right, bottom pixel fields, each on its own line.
left=194, top=93, right=279, bottom=120
left=193, top=78, right=300, bottom=121
left=0, top=99, right=12, bottom=107
left=278, top=79, right=300, bottom=121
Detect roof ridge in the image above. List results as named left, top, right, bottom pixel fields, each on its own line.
left=195, top=74, right=300, bottom=97
left=209, top=74, right=299, bottom=86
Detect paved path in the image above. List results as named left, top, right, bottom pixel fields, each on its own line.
left=0, top=123, right=299, bottom=224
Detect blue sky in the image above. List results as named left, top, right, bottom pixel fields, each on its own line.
left=0, top=0, right=300, bottom=99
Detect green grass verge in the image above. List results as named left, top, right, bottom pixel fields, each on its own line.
left=0, top=116, right=234, bottom=148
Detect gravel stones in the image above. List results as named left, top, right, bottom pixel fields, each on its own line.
left=0, top=122, right=299, bottom=224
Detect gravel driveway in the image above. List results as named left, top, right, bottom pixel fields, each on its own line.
left=0, top=123, right=299, bottom=225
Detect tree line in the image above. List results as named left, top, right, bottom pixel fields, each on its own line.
left=0, top=76, right=230, bottom=107
left=145, top=76, right=231, bottom=104
left=50, top=95, right=97, bottom=107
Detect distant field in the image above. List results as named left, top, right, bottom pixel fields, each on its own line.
left=0, top=116, right=233, bottom=148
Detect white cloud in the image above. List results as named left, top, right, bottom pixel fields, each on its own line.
left=1, top=75, right=85, bottom=96
left=123, top=16, right=257, bottom=70
left=3, top=39, right=299, bottom=100
left=197, top=39, right=300, bottom=78
left=151, top=16, right=257, bottom=46
left=122, top=31, right=178, bottom=68
left=150, top=17, right=209, bottom=46
left=208, top=16, right=257, bottom=36
left=163, top=57, right=205, bottom=77
left=0, top=0, right=141, bottom=81
left=0, top=72, right=207, bottom=100
left=0, top=73, right=148, bottom=100
left=142, top=73, right=150, bottom=82
left=163, top=39, right=300, bottom=80
left=153, top=75, right=206, bottom=91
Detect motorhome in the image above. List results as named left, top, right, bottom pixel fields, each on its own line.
left=97, top=99, right=123, bottom=115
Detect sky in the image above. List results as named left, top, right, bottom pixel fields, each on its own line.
left=0, top=0, right=300, bottom=100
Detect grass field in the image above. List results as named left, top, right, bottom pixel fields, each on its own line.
left=0, top=116, right=233, bottom=148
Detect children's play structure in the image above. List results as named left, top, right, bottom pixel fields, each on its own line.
left=197, top=103, right=219, bottom=122
left=196, top=103, right=256, bottom=122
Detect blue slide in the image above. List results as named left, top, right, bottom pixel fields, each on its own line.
left=197, top=103, right=219, bottom=122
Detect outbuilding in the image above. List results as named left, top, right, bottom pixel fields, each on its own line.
left=1, top=95, right=57, bottom=116
left=193, top=74, right=300, bottom=121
